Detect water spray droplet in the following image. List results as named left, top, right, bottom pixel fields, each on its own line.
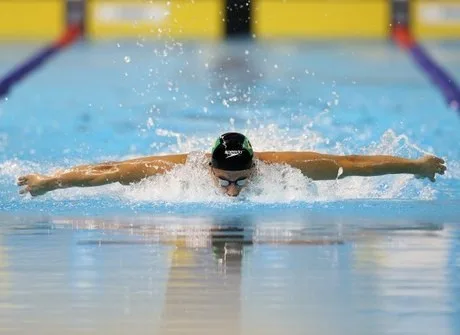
left=147, top=117, right=155, bottom=129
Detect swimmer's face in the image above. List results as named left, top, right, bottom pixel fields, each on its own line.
left=211, top=167, right=253, bottom=197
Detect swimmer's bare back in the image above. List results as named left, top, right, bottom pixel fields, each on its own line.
left=17, top=151, right=446, bottom=196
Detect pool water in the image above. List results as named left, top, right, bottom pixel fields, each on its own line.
left=0, top=40, right=459, bottom=334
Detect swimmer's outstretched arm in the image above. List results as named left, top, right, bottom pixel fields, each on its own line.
left=17, top=154, right=187, bottom=196
left=256, top=152, right=446, bottom=181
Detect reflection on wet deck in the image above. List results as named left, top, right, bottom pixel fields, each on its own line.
left=0, top=214, right=458, bottom=335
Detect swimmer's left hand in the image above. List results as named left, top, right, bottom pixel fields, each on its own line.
left=414, top=155, right=447, bottom=182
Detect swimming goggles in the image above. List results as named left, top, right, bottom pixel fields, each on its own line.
left=212, top=169, right=248, bottom=187
left=217, top=177, right=248, bottom=187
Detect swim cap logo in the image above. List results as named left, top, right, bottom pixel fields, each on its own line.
left=225, top=150, right=243, bottom=158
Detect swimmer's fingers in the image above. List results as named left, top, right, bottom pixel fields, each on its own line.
left=417, top=155, right=447, bottom=182
left=17, top=174, right=50, bottom=196
left=19, top=186, right=30, bottom=195
left=19, top=185, right=47, bottom=197
left=433, top=159, right=446, bottom=180
left=414, top=172, right=437, bottom=182
left=437, top=164, right=447, bottom=175
left=17, top=175, right=34, bottom=195
left=414, top=174, right=435, bottom=182
left=435, top=157, right=445, bottom=165
left=17, top=175, right=29, bottom=186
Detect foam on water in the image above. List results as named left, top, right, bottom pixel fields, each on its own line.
left=1, top=128, right=456, bottom=205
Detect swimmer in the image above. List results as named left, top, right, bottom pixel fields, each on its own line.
left=17, top=132, right=446, bottom=197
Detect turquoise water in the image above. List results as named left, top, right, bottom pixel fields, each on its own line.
left=0, top=40, right=459, bottom=334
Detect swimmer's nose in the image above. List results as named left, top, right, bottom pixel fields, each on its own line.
left=226, top=185, right=240, bottom=197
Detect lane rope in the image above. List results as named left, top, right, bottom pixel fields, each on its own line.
left=0, top=24, right=81, bottom=98
left=393, top=25, right=460, bottom=112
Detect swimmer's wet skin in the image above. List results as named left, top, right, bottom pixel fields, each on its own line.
left=17, top=132, right=447, bottom=197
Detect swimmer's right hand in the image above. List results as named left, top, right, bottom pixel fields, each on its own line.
left=17, top=174, right=54, bottom=196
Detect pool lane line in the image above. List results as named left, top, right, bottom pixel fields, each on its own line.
left=393, top=26, right=460, bottom=113
left=0, top=24, right=82, bottom=98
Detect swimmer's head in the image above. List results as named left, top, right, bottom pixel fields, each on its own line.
left=210, top=132, right=254, bottom=197
left=211, top=132, right=254, bottom=171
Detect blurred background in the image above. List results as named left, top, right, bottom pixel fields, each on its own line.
left=0, top=0, right=460, bottom=41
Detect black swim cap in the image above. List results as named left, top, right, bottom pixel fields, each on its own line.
left=211, top=132, right=254, bottom=171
